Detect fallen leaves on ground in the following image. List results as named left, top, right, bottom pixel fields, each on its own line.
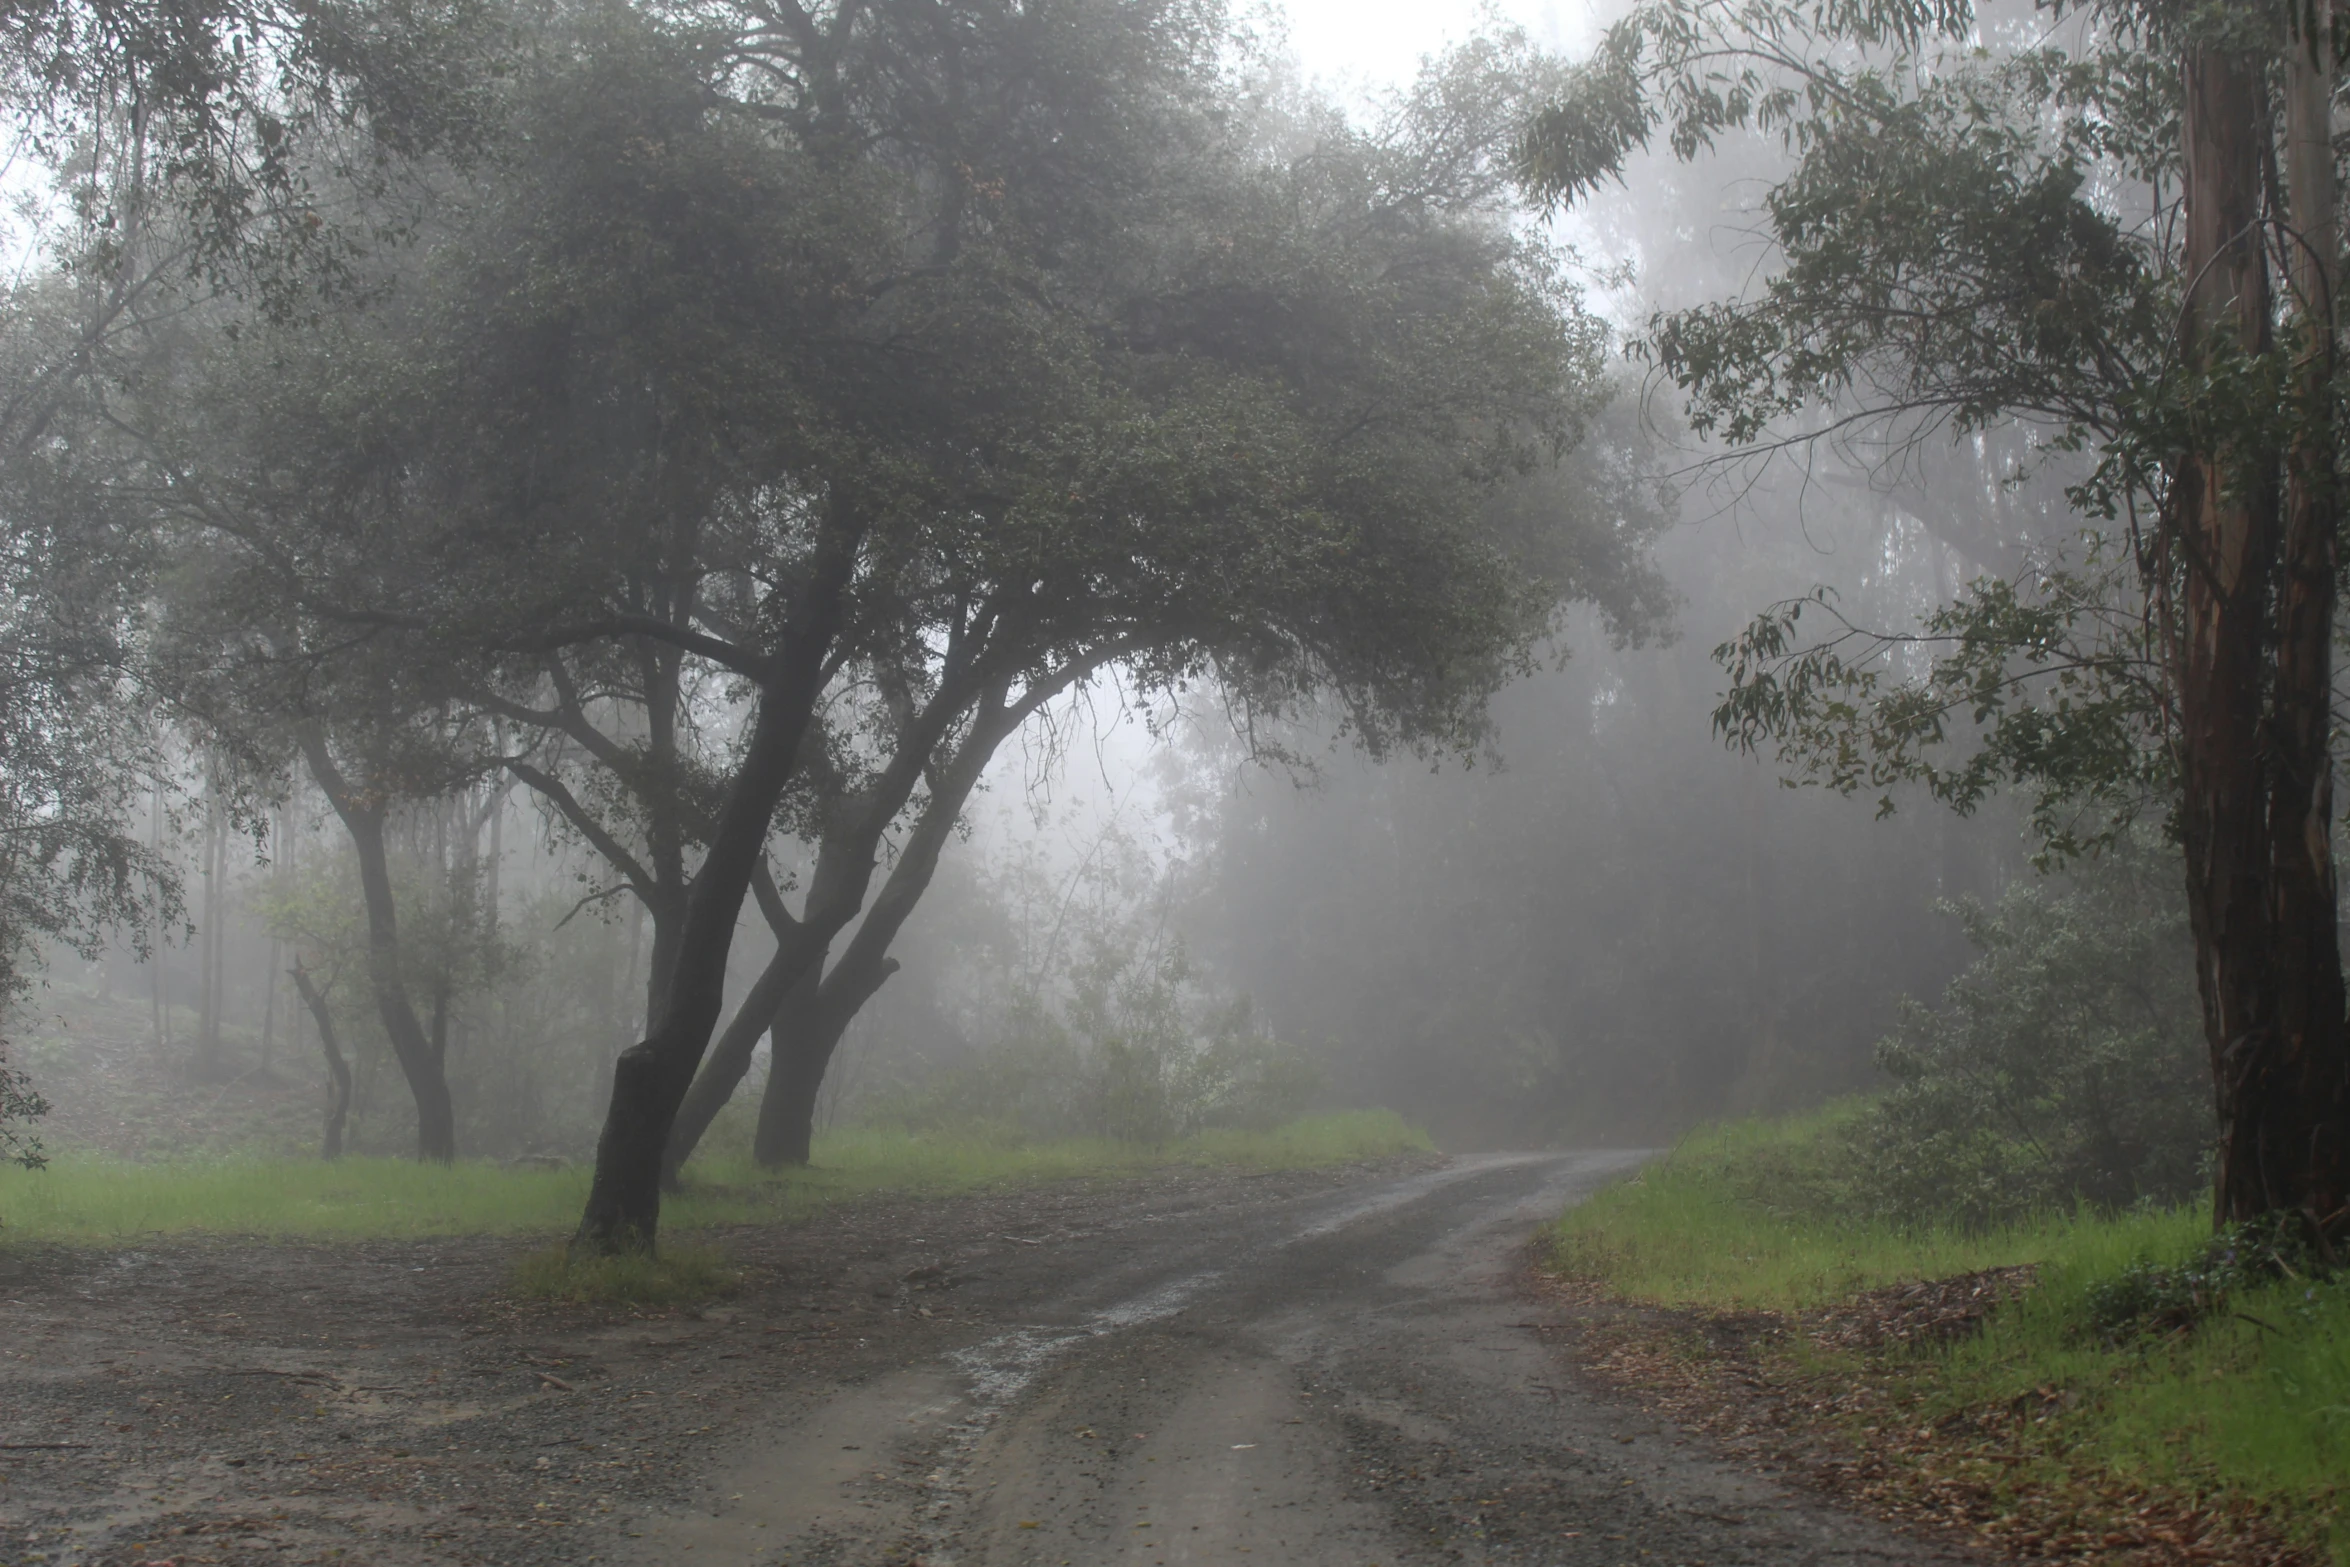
left=1528, top=1266, right=2318, bottom=1566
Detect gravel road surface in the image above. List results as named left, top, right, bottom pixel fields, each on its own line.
left=0, top=1153, right=1975, bottom=1567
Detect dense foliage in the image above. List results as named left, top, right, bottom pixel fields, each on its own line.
left=0, top=1040, right=48, bottom=1172
left=1856, top=843, right=2210, bottom=1226
left=1522, top=0, right=2350, bottom=1225
left=0, top=0, right=1681, bottom=1249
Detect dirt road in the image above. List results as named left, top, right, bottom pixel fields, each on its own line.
left=1, top=1153, right=1972, bottom=1566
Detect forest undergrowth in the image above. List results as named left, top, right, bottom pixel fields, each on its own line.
left=1549, top=1110, right=2350, bottom=1566
left=0, top=1109, right=1428, bottom=1244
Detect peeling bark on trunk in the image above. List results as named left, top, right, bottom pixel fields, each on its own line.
left=2247, top=17, right=2350, bottom=1227
left=2174, top=37, right=2350, bottom=1231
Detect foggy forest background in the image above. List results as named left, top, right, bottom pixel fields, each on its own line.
left=0, top=0, right=2185, bottom=1179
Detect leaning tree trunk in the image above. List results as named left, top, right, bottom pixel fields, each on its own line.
left=756, top=950, right=899, bottom=1168
left=290, top=961, right=352, bottom=1161
left=661, top=946, right=826, bottom=1188
left=2174, top=39, right=2350, bottom=1232
left=300, top=735, right=459, bottom=1163
left=658, top=660, right=1017, bottom=1184
left=752, top=686, right=1019, bottom=1167
left=572, top=533, right=857, bottom=1255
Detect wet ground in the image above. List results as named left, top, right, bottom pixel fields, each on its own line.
left=0, top=1153, right=1979, bottom=1566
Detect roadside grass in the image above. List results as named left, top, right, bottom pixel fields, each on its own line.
left=0, top=1108, right=1429, bottom=1244
left=508, top=1242, right=740, bottom=1306
left=1550, top=1109, right=2350, bottom=1563
left=1551, top=1105, right=2206, bottom=1311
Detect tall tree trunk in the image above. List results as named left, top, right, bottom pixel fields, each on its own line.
left=663, top=951, right=826, bottom=1186
left=197, top=773, right=223, bottom=1073
left=148, top=778, right=166, bottom=1053
left=753, top=685, right=1024, bottom=1166
left=299, top=733, right=459, bottom=1162
left=291, top=960, right=351, bottom=1160
left=2173, top=40, right=2350, bottom=1231
left=2250, top=14, right=2350, bottom=1228
left=572, top=529, right=858, bottom=1254
left=483, top=780, right=503, bottom=939
left=260, top=935, right=280, bottom=1073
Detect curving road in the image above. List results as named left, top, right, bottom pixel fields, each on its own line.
left=640, top=1151, right=1972, bottom=1567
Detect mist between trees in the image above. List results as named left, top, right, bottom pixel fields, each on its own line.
left=3, top=0, right=2325, bottom=1256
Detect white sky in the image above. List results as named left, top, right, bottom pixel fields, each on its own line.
left=1271, top=0, right=1599, bottom=98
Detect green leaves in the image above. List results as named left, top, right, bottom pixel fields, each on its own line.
left=1516, top=20, right=1655, bottom=210
left=0, top=1042, right=49, bottom=1174
left=1714, top=563, right=2169, bottom=860
left=1637, top=38, right=2164, bottom=449
left=1519, top=3, right=2241, bottom=865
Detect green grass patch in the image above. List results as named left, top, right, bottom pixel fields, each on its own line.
left=1551, top=1104, right=2205, bottom=1312
left=508, top=1242, right=740, bottom=1306
left=0, top=1109, right=1428, bottom=1244
left=1550, top=1108, right=2350, bottom=1561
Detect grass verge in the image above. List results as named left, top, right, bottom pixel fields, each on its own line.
left=507, top=1243, right=740, bottom=1306
left=1549, top=1110, right=2350, bottom=1565
left=0, top=1108, right=1429, bottom=1244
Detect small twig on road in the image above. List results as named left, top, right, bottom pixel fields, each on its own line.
left=219, top=1368, right=334, bottom=1382
left=0, top=1442, right=94, bottom=1451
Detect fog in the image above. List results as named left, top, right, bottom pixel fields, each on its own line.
left=1, top=0, right=2091, bottom=1170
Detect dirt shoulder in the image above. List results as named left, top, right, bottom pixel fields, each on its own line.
left=1524, top=1267, right=2316, bottom=1567
left=0, top=1158, right=1423, bottom=1567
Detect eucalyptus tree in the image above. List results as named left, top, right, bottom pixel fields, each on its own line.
left=1523, top=0, right=2350, bottom=1228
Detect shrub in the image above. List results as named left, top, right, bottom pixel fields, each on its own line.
left=0, top=1040, right=48, bottom=1172
left=2084, top=1212, right=2330, bottom=1342
left=858, top=946, right=1322, bottom=1145
left=1854, top=838, right=2210, bottom=1227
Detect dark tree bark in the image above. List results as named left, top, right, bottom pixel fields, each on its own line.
left=656, top=655, right=1038, bottom=1183
left=755, top=950, right=899, bottom=1168
left=654, top=845, right=829, bottom=1187
left=289, top=960, right=351, bottom=1161
left=2254, top=16, right=2350, bottom=1227
left=659, top=852, right=856, bottom=1185
left=298, top=731, right=459, bottom=1163
left=571, top=528, right=860, bottom=1254
left=2173, top=37, right=2350, bottom=1230
left=661, top=663, right=1084, bottom=1178
left=662, top=950, right=826, bottom=1186
left=754, top=682, right=1026, bottom=1167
